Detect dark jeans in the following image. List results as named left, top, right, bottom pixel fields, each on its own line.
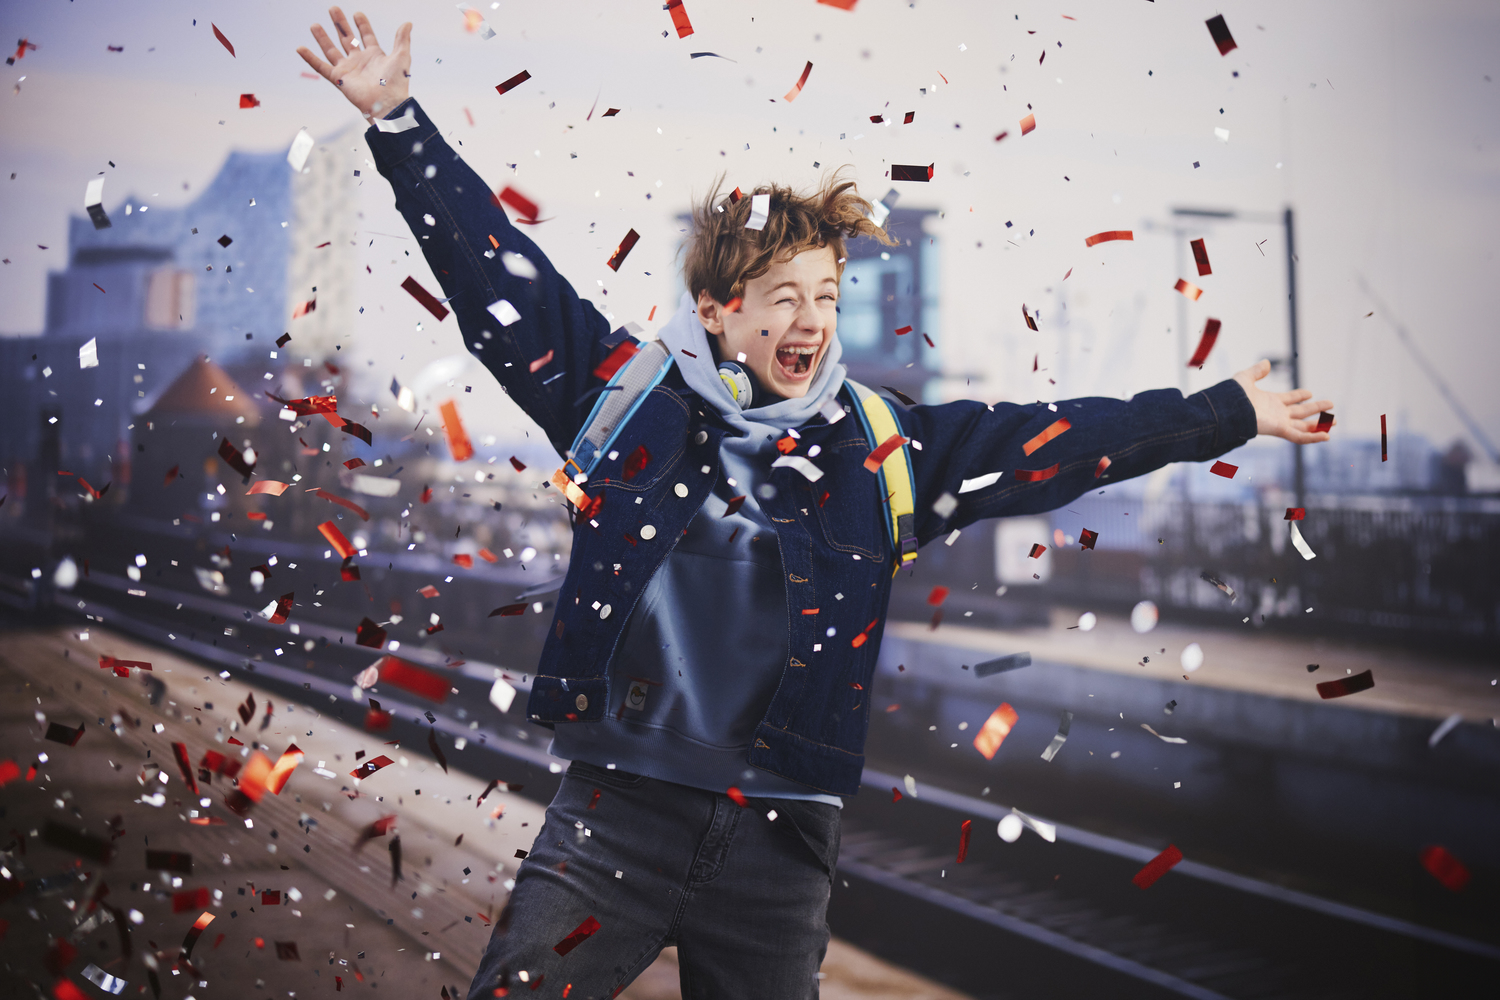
left=466, top=761, right=841, bottom=999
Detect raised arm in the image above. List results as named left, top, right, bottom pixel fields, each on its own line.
left=298, top=8, right=615, bottom=455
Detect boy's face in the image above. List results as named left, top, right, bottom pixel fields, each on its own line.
left=697, top=246, right=839, bottom=401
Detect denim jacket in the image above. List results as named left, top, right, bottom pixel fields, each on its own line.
left=367, top=100, right=1257, bottom=795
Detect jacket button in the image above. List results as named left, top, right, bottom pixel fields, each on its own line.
left=599, top=603, right=612, bottom=619
left=695, top=430, right=708, bottom=445
left=575, top=694, right=589, bottom=711
left=639, top=525, right=656, bottom=540
left=674, top=483, right=688, bottom=497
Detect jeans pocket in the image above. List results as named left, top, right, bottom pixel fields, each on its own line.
left=567, top=759, right=650, bottom=791
left=767, top=799, right=842, bottom=878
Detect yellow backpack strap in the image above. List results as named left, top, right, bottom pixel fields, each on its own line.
left=845, top=380, right=919, bottom=571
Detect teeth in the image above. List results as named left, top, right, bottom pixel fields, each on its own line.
left=780, top=346, right=817, bottom=355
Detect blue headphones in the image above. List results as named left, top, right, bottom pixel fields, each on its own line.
left=717, top=361, right=754, bottom=410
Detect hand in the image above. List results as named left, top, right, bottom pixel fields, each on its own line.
left=296, top=7, right=411, bottom=120
left=1232, top=359, right=1335, bottom=444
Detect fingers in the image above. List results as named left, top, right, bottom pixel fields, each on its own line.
left=393, top=21, right=413, bottom=58
left=353, top=11, right=380, bottom=51
left=1285, top=397, right=1331, bottom=419
left=1249, top=358, right=1271, bottom=382
left=1277, top=388, right=1313, bottom=407
left=310, top=23, right=342, bottom=66
left=329, top=6, right=359, bottom=54
left=1286, top=429, right=1331, bottom=446
left=296, top=46, right=334, bottom=81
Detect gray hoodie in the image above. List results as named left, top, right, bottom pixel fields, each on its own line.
left=549, top=293, right=847, bottom=803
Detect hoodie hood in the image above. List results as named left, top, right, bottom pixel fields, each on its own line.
left=655, top=292, right=846, bottom=442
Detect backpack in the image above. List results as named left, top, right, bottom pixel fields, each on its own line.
left=555, top=340, right=918, bottom=570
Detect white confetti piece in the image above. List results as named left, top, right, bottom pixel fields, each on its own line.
left=286, top=128, right=315, bottom=172
left=1289, top=521, right=1317, bottom=560
left=1141, top=723, right=1187, bottom=744
left=374, top=108, right=418, bottom=133
left=489, top=677, right=516, bottom=713
left=79, top=337, right=99, bottom=369
left=772, top=454, right=824, bottom=482
left=959, top=471, right=1002, bottom=493
left=487, top=299, right=522, bottom=326
left=746, top=192, right=770, bottom=231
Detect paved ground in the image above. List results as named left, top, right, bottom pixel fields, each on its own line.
left=0, top=624, right=969, bottom=1000
left=888, top=604, right=1500, bottom=723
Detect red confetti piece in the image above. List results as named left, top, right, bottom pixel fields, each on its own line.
left=1205, top=14, right=1237, bottom=56
left=1190, top=238, right=1212, bottom=276
left=891, top=163, right=934, bottom=182
left=439, top=400, right=475, bottom=461
left=891, top=786, right=902, bottom=802
left=1080, top=529, right=1098, bottom=550
left=1133, top=844, right=1183, bottom=888
left=377, top=655, right=450, bottom=702
left=722, top=494, right=747, bottom=517
left=1284, top=508, right=1306, bottom=520
left=1419, top=846, right=1471, bottom=892
left=479, top=548, right=499, bottom=563
left=1187, top=318, right=1221, bottom=368
left=817, top=0, right=859, bottom=8
left=622, top=445, right=652, bottom=481
left=863, top=433, right=909, bottom=472
left=45, top=722, right=85, bottom=746
left=340, top=420, right=372, bottom=446
left=498, top=185, right=539, bottom=222
left=238, top=93, right=261, bottom=109
left=784, top=60, right=813, bottom=101
left=313, top=488, right=369, bottom=521
left=217, top=438, right=255, bottom=478
left=172, top=886, right=210, bottom=913
left=593, top=339, right=640, bottom=380
left=341, top=557, right=360, bottom=582
left=163, top=464, right=180, bottom=486
left=994, top=130, right=1010, bottom=143
left=602, top=108, right=620, bottom=117
left=180, top=910, right=215, bottom=959
left=1209, top=461, right=1237, bottom=479
left=99, top=655, right=151, bottom=675
left=419, top=585, right=440, bottom=599
left=973, top=703, right=1019, bottom=760
left=0, top=760, right=20, bottom=787
left=927, top=586, right=949, bottom=606
left=354, top=617, right=387, bottom=649
left=903, top=111, right=915, bottom=124
left=508, top=456, right=527, bottom=472
left=1019, top=113, right=1036, bottom=135
left=453, top=553, right=473, bottom=568
left=529, top=348, right=555, bottom=374
left=1022, top=417, right=1072, bottom=457
left=495, top=70, right=531, bottom=95
left=351, top=754, right=395, bottom=780
left=1316, top=669, right=1374, bottom=700
left=923, top=333, right=936, bottom=348
left=292, top=299, right=316, bottom=319
left=665, top=0, right=694, bottom=37
left=1381, top=414, right=1388, bottom=462
left=319, top=521, right=356, bottom=559
left=211, top=23, right=235, bottom=57
left=956, top=819, right=972, bottom=863
left=553, top=916, right=602, bottom=957
left=1315, top=412, right=1334, bottom=433
left=1022, top=304, right=1038, bottom=332
left=1015, top=464, right=1060, bottom=482
left=1028, top=543, right=1047, bottom=559
left=725, top=787, right=748, bottom=807
left=776, top=436, right=798, bottom=455
left=278, top=393, right=338, bottom=416
left=1174, top=278, right=1204, bottom=301
left=724, top=296, right=742, bottom=314
left=488, top=603, right=528, bottom=617
left=894, top=325, right=912, bottom=336
left=171, top=741, right=199, bottom=795
left=605, top=228, right=640, bottom=271
left=265, top=592, right=294, bottom=625
left=1085, top=230, right=1133, bottom=247
left=343, top=458, right=365, bottom=470
left=402, top=276, right=450, bottom=321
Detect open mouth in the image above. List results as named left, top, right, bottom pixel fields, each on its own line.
left=775, top=345, right=818, bottom=378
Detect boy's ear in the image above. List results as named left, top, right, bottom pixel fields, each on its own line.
left=696, top=290, right=726, bottom=336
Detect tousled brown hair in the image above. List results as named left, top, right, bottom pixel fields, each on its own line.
left=683, top=170, right=897, bottom=306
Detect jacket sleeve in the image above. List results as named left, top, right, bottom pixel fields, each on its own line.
left=364, top=98, right=614, bottom=457
left=898, top=379, right=1257, bottom=546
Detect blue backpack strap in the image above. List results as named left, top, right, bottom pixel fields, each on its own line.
left=843, top=379, right=919, bottom=570
left=565, top=339, right=675, bottom=481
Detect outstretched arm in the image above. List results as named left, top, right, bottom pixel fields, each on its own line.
left=296, top=9, right=615, bottom=456
left=901, top=360, right=1335, bottom=546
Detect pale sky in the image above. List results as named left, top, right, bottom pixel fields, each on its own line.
left=2, top=0, right=1497, bottom=473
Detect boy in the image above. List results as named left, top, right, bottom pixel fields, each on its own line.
left=298, top=10, right=1334, bottom=999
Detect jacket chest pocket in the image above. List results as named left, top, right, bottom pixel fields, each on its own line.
left=591, top=388, right=691, bottom=494
left=808, top=437, right=887, bottom=562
